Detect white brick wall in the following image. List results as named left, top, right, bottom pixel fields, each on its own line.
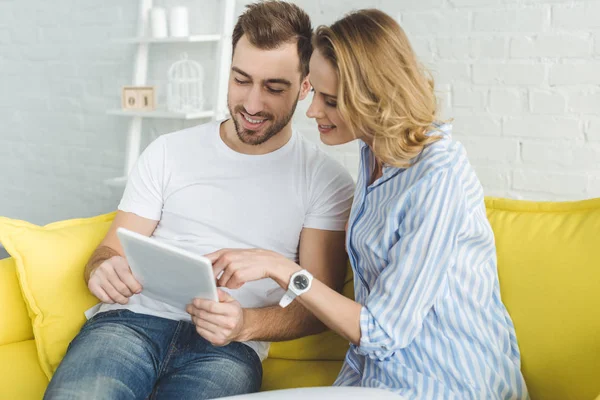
left=530, top=90, right=566, bottom=114
left=1, top=0, right=599, bottom=226
left=510, top=35, right=591, bottom=58
left=394, top=0, right=600, bottom=202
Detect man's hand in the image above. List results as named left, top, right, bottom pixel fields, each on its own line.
left=186, top=289, right=245, bottom=346
left=205, top=248, right=300, bottom=290
left=87, top=255, right=142, bottom=305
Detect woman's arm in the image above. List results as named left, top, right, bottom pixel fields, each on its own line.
left=269, top=264, right=363, bottom=346
left=204, top=247, right=364, bottom=345
left=274, top=168, right=465, bottom=360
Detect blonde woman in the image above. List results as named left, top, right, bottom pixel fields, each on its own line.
left=205, top=9, right=529, bottom=399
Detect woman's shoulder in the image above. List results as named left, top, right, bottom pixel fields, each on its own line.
left=412, top=125, right=486, bottom=211
left=408, top=124, right=466, bottom=178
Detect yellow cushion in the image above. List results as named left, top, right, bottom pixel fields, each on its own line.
left=268, top=263, right=354, bottom=361
left=0, top=340, right=48, bottom=399
left=261, top=358, right=343, bottom=391
left=0, top=257, right=33, bottom=345
left=0, top=213, right=115, bottom=380
left=485, top=197, right=600, bottom=400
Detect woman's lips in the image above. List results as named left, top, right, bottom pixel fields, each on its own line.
left=318, top=124, right=336, bottom=134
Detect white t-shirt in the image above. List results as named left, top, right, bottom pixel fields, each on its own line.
left=90, top=120, right=355, bottom=361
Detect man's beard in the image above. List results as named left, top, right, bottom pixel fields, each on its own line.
left=229, top=93, right=299, bottom=146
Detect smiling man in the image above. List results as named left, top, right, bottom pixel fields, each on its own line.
left=43, top=2, right=354, bottom=400
left=224, top=34, right=304, bottom=152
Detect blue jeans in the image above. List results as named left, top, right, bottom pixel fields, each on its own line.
left=44, top=310, right=262, bottom=400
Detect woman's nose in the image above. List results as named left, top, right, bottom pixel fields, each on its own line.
left=306, top=97, right=324, bottom=119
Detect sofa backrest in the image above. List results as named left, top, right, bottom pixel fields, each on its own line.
left=485, top=197, right=600, bottom=400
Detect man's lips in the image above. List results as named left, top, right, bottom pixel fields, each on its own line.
left=239, top=112, right=269, bottom=130
left=241, top=113, right=266, bottom=124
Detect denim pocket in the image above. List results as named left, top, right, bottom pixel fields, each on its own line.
left=88, top=309, right=126, bottom=324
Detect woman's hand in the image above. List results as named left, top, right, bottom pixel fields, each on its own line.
left=204, top=248, right=302, bottom=289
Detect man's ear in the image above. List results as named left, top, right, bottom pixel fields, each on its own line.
left=298, top=75, right=311, bottom=101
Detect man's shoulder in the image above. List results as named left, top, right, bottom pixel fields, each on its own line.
left=291, top=133, right=355, bottom=197
left=295, top=133, right=352, bottom=178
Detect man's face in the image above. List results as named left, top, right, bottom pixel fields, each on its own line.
left=228, top=35, right=309, bottom=146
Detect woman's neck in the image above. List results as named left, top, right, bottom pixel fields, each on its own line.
left=361, top=138, right=383, bottom=185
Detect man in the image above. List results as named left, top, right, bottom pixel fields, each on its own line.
left=44, top=2, right=354, bottom=399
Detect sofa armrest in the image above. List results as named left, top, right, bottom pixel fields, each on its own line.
left=0, top=257, right=34, bottom=345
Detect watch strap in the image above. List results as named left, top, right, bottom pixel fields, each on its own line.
left=278, top=289, right=296, bottom=308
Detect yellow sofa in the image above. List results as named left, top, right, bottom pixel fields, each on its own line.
left=1, top=197, right=599, bottom=400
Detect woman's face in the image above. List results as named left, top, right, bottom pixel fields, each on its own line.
left=306, top=50, right=357, bottom=146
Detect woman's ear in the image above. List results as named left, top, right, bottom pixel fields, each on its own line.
left=298, top=74, right=311, bottom=100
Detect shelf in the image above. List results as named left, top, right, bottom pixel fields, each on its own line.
left=105, top=0, right=235, bottom=189
left=115, top=35, right=221, bottom=44
left=104, top=176, right=128, bottom=188
left=106, top=109, right=215, bottom=120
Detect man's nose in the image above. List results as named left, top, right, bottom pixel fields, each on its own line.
left=243, top=86, right=265, bottom=116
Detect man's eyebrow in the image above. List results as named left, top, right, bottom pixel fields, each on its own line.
left=232, top=67, right=292, bottom=87
left=232, top=67, right=251, bottom=79
left=265, top=78, right=291, bottom=87
left=308, top=80, right=337, bottom=99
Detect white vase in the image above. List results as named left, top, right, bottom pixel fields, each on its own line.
left=169, top=7, right=189, bottom=38
left=150, top=7, right=168, bottom=38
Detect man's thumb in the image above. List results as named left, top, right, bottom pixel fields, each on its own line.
left=217, top=288, right=235, bottom=303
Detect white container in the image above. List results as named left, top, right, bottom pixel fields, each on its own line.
left=169, top=7, right=189, bottom=38
left=150, top=7, right=168, bottom=38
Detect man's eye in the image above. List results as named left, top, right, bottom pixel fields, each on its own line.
left=234, top=78, right=249, bottom=85
left=267, top=87, right=284, bottom=94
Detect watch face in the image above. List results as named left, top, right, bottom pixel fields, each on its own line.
left=293, top=274, right=309, bottom=290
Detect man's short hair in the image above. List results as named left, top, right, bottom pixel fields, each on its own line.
left=232, top=1, right=312, bottom=78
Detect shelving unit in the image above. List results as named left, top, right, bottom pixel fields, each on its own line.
left=115, top=34, right=221, bottom=44
left=106, top=109, right=216, bottom=120
left=105, top=0, right=235, bottom=187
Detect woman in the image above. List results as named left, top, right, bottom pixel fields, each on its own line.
left=209, top=9, right=528, bottom=399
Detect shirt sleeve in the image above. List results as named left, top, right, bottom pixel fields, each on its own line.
left=118, top=136, right=167, bottom=221
left=356, top=168, right=465, bottom=360
left=304, top=158, right=355, bottom=231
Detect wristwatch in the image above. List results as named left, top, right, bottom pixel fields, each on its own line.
left=279, top=269, right=313, bottom=308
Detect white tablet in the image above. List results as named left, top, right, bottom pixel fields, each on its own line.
left=116, top=227, right=219, bottom=311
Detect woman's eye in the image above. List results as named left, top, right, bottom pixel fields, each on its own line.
left=326, top=101, right=337, bottom=107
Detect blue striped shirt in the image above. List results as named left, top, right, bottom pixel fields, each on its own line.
left=334, top=123, right=529, bottom=399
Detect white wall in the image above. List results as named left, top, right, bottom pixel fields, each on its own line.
left=0, top=0, right=599, bottom=226
left=396, top=0, right=600, bottom=201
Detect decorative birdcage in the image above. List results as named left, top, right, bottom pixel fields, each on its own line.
left=167, top=53, right=205, bottom=113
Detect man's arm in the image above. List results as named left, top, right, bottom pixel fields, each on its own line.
left=85, top=210, right=159, bottom=282
left=84, top=211, right=158, bottom=303
left=238, top=228, right=347, bottom=342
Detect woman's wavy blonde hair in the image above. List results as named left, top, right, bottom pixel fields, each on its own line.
left=313, top=9, right=441, bottom=168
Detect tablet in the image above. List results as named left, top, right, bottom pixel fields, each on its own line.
left=116, top=227, right=219, bottom=311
